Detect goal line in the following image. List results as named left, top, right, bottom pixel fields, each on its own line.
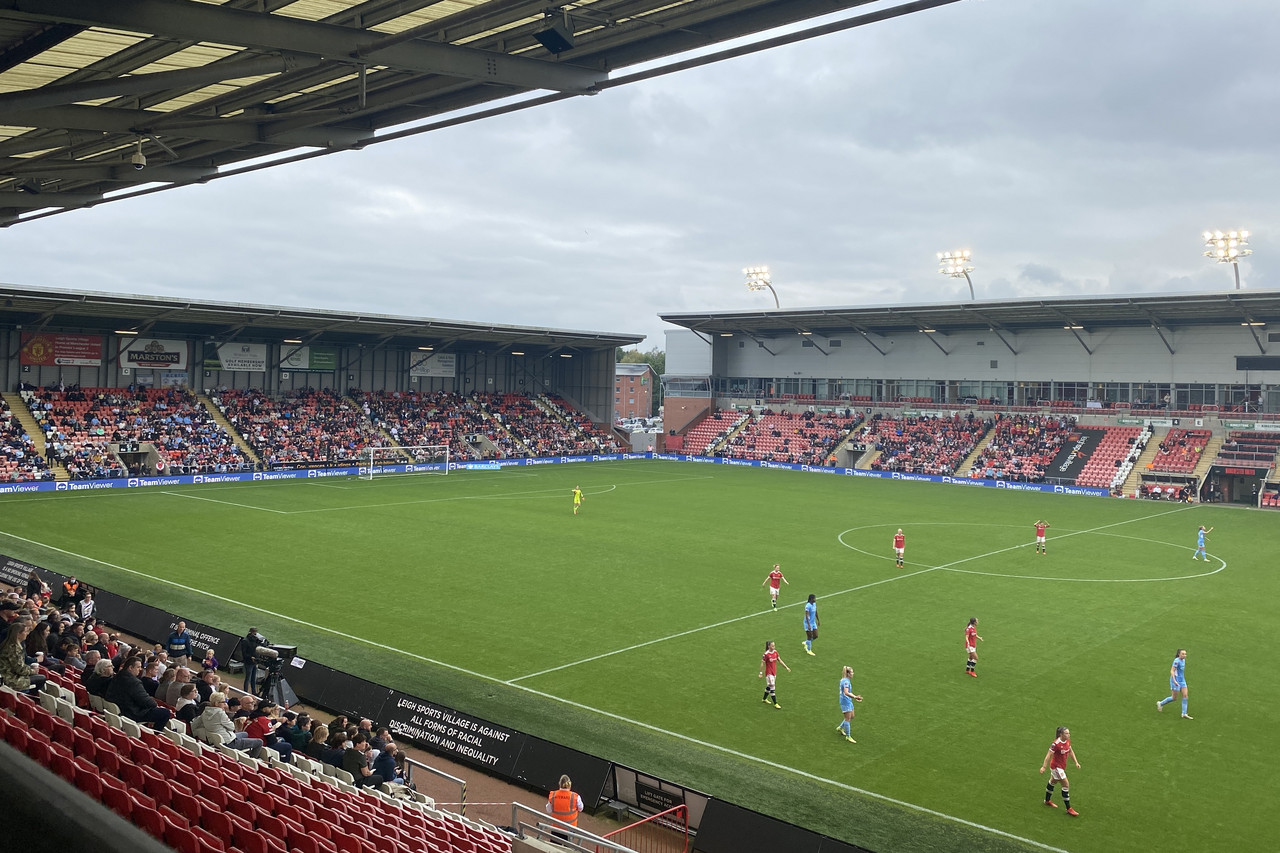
left=361, top=445, right=450, bottom=480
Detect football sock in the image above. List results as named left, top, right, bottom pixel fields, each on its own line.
left=763, top=690, right=770, bottom=702
left=1181, top=697, right=1188, bottom=715
left=1045, top=783, right=1054, bottom=803
left=841, top=721, right=850, bottom=736
left=1159, top=696, right=1172, bottom=707
left=1061, top=788, right=1070, bottom=808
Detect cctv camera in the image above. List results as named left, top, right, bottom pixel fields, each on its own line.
left=131, top=151, right=147, bottom=170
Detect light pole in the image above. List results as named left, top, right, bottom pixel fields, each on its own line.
left=938, top=250, right=974, bottom=300
left=1203, top=229, right=1252, bottom=289
left=744, top=265, right=779, bottom=309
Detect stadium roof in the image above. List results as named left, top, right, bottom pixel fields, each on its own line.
left=0, top=0, right=952, bottom=226
left=0, top=283, right=643, bottom=353
left=661, top=291, right=1280, bottom=344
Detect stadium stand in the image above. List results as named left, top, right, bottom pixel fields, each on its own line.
left=1212, top=431, right=1280, bottom=469
left=718, top=410, right=863, bottom=466
left=682, top=411, right=749, bottom=456
left=1149, top=428, right=1212, bottom=474
left=967, top=414, right=1077, bottom=482
left=1074, top=426, right=1147, bottom=490
left=20, top=387, right=251, bottom=480
left=1, top=396, right=54, bottom=482
left=865, top=413, right=987, bottom=476
left=2, top=671, right=517, bottom=853
left=352, top=390, right=485, bottom=462
left=215, top=389, right=389, bottom=468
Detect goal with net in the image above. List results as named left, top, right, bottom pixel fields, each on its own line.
left=361, top=445, right=450, bottom=480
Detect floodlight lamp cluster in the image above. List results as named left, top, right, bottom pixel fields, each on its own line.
left=937, top=249, right=973, bottom=277
left=1203, top=230, right=1251, bottom=263
left=743, top=265, right=771, bottom=290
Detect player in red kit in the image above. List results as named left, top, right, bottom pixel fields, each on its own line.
left=1034, top=520, right=1050, bottom=555
left=1039, top=725, right=1080, bottom=815
left=893, top=529, right=906, bottom=568
left=965, top=617, right=983, bottom=677
left=761, top=564, right=789, bottom=610
left=757, top=641, right=791, bottom=708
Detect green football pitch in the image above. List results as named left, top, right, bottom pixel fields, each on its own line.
left=1, top=461, right=1274, bottom=853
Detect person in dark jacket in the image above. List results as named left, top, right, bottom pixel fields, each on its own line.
left=86, top=657, right=114, bottom=697
left=105, top=656, right=171, bottom=730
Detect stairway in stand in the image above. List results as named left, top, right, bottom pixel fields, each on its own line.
left=196, top=393, right=262, bottom=468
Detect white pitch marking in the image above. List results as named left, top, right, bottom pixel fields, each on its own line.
left=159, top=491, right=289, bottom=514
left=0, top=525, right=1071, bottom=853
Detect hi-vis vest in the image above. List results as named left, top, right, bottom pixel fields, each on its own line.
left=548, top=788, right=579, bottom=825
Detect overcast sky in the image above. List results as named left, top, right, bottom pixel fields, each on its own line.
left=5, top=0, right=1278, bottom=350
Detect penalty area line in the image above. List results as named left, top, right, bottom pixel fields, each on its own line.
left=0, top=527, right=1067, bottom=853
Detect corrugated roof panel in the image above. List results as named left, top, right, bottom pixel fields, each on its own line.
left=130, top=42, right=239, bottom=75
left=272, top=1, right=357, bottom=23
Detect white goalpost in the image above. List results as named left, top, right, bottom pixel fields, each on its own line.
left=361, top=444, right=450, bottom=480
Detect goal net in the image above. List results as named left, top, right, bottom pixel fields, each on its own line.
left=361, top=444, right=450, bottom=480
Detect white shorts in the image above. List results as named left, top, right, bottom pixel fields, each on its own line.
left=1036, top=535, right=1046, bottom=543
left=764, top=674, right=776, bottom=689
left=894, top=547, right=904, bottom=556
left=965, top=645, right=976, bottom=655
left=769, top=587, right=780, bottom=597
left=1049, top=766, right=1067, bottom=782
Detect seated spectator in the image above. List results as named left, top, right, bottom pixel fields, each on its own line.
left=0, top=600, right=23, bottom=645
left=246, top=701, right=293, bottom=760
left=162, top=666, right=193, bottom=706
left=196, top=668, right=220, bottom=702
left=0, top=618, right=46, bottom=693
left=285, top=712, right=312, bottom=751
left=86, top=657, right=114, bottom=697
left=371, top=740, right=405, bottom=785
left=106, top=656, right=172, bottom=730
left=342, top=734, right=383, bottom=788
left=191, top=692, right=263, bottom=753
left=61, top=639, right=87, bottom=671
left=303, top=723, right=330, bottom=762
left=174, top=683, right=200, bottom=716
left=140, top=660, right=162, bottom=696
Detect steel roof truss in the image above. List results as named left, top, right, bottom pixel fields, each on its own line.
left=4, top=0, right=605, bottom=94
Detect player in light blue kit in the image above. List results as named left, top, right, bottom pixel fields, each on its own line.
left=1156, top=648, right=1192, bottom=719
left=802, top=594, right=819, bottom=656
left=1193, top=525, right=1213, bottom=561
left=836, top=665, right=863, bottom=743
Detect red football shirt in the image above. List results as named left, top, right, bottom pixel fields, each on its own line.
left=1049, top=738, right=1071, bottom=770
left=761, top=649, right=779, bottom=676
left=767, top=570, right=783, bottom=589
left=1035, top=523, right=1047, bottom=537
left=893, top=533, right=905, bottom=549
left=965, top=624, right=978, bottom=648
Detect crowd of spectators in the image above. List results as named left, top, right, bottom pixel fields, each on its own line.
left=866, top=413, right=987, bottom=475
left=215, top=388, right=389, bottom=468
left=353, top=389, right=485, bottom=462
left=718, top=410, right=863, bottom=466
left=968, top=414, right=1077, bottom=482
left=1, top=397, right=54, bottom=482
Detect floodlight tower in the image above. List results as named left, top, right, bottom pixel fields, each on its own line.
left=1203, top=229, right=1252, bottom=289
left=938, top=250, right=975, bottom=300
left=744, top=265, right=779, bottom=308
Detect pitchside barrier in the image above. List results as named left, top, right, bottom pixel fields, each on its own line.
left=5, top=553, right=890, bottom=853
left=0, top=450, right=1110, bottom=497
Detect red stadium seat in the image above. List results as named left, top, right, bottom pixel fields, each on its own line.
left=74, top=763, right=104, bottom=800
left=171, top=788, right=204, bottom=824
left=132, top=800, right=165, bottom=840
left=163, top=809, right=201, bottom=853
left=191, top=826, right=227, bottom=853
left=200, top=808, right=234, bottom=841
left=102, top=784, right=133, bottom=819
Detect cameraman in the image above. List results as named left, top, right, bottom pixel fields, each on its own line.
left=241, top=627, right=266, bottom=694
